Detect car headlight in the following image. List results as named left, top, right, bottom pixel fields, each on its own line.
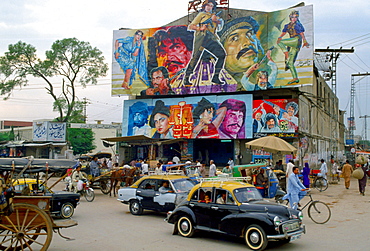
left=274, top=216, right=281, bottom=226
left=298, top=211, right=303, bottom=221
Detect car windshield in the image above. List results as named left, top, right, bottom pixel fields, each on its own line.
left=234, top=187, right=263, bottom=203
left=171, top=179, right=195, bottom=193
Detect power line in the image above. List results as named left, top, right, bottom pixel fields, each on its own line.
left=341, top=54, right=368, bottom=72
left=354, top=53, right=370, bottom=69
left=329, top=33, right=370, bottom=47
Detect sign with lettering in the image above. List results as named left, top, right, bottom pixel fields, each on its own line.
left=33, top=122, right=66, bottom=142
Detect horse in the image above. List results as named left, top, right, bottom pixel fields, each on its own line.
left=109, top=167, right=140, bottom=197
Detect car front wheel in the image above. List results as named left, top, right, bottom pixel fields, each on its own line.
left=129, top=200, right=143, bottom=215
left=245, top=224, right=268, bottom=251
left=177, top=216, right=194, bottom=238
left=60, top=202, right=74, bottom=219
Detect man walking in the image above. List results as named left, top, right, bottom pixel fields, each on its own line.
left=286, top=159, right=294, bottom=177
left=319, top=159, right=328, bottom=180
left=209, top=160, right=217, bottom=177
left=283, top=166, right=309, bottom=210
left=342, top=160, right=353, bottom=189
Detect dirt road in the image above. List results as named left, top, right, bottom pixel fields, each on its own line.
left=47, top=177, right=370, bottom=251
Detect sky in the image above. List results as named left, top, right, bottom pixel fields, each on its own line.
left=0, top=0, right=369, bottom=137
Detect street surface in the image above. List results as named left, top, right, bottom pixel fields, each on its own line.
left=48, top=178, right=370, bottom=251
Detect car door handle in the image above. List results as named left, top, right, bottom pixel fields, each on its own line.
left=189, top=203, right=195, bottom=207
left=155, top=193, right=160, bottom=196
left=137, top=191, right=141, bottom=193
left=211, top=206, right=219, bottom=210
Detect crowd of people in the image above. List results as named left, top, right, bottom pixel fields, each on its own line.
left=69, top=152, right=370, bottom=204
left=276, top=156, right=370, bottom=209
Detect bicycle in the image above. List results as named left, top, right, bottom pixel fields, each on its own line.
left=298, top=190, right=331, bottom=224
left=311, top=174, right=328, bottom=192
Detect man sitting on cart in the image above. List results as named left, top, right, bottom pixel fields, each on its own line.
left=70, top=164, right=87, bottom=192
left=90, top=157, right=101, bottom=177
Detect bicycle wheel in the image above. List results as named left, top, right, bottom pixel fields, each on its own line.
left=308, top=201, right=331, bottom=224
left=314, top=177, right=328, bottom=192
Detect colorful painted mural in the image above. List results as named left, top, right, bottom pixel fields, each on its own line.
left=112, top=4, right=313, bottom=96
left=122, top=94, right=253, bottom=139
left=252, top=99, right=299, bottom=137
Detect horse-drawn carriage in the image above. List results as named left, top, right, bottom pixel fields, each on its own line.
left=0, top=157, right=78, bottom=250
left=77, top=153, right=112, bottom=195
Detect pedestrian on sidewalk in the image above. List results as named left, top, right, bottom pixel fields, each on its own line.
left=358, top=163, right=368, bottom=196
left=342, top=160, right=353, bottom=189
left=302, top=163, right=310, bottom=188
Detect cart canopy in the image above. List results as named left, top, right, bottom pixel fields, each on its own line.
left=0, top=157, right=76, bottom=173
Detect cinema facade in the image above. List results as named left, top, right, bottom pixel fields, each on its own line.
left=105, top=2, right=345, bottom=169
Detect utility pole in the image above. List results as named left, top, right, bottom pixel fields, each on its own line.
left=359, top=115, right=369, bottom=141
left=83, top=97, right=87, bottom=123
left=350, top=73, right=370, bottom=148
left=315, top=47, right=354, bottom=161
left=315, top=47, right=354, bottom=94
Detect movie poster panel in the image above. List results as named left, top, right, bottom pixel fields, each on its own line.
left=112, top=5, right=313, bottom=96
left=252, top=99, right=299, bottom=138
left=122, top=94, right=253, bottom=139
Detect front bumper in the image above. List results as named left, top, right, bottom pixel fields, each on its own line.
left=267, top=224, right=306, bottom=240
left=117, top=198, right=129, bottom=205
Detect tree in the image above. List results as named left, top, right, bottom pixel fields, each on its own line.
left=68, top=128, right=96, bottom=155
left=0, top=38, right=108, bottom=122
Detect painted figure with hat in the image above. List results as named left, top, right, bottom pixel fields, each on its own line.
left=218, top=16, right=277, bottom=91
left=277, top=10, right=309, bottom=85
left=183, top=0, right=226, bottom=90
left=128, top=101, right=151, bottom=136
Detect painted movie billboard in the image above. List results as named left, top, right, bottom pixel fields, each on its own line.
left=112, top=4, right=313, bottom=96
left=253, top=99, right=299, bottom=138
left=122, top=94, right=253, bottom=139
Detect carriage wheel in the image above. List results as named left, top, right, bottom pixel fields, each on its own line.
left=100, top=179, right=111, bottom=195
left=0, top=203, right=53, bottom=251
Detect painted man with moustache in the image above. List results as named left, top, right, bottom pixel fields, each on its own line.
left=218, top=16, right=277, bottom=91
left=218, top=99, right=246, bottom=139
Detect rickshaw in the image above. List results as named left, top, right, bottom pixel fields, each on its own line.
left=0, top=156, right=78, bottom=250
left=233, top=163, right=286, bottom=200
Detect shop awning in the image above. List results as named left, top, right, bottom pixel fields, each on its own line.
left=22, top=142, right=67, bottom=147
left=102, top=135, right=156, bottom=143
left=102, top=135, right=187, bottom=146
left=3, top=141, right=67, bottom=148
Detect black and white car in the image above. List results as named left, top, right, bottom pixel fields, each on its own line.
left=117, top=174, right=195, bottom=215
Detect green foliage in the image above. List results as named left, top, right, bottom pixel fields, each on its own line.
left=53, top=99, right=86, bottom=123
left=0, top=38, right=108, bottom=122
left=0, top=128, right=15, bottom=141
left=68, top=128, right=96, bottom=155
left=0, top=132, right=10, bottom=141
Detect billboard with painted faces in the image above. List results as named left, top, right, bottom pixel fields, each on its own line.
left=252, top=99, right=299, bottom=138
left=112, top=4, right=313, bottom=96
left=122, top=94, right=253, bottom=139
